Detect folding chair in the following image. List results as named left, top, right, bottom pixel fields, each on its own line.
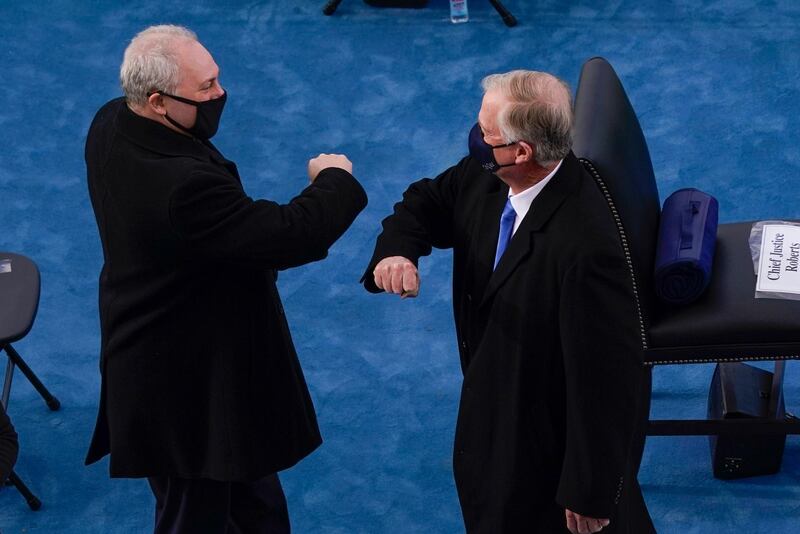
left=571, top=57, right=800, bottom=476
left=1, top=252, right=61, bottom=510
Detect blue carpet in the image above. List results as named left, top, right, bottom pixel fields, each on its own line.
left=1, top=1, right=799, bottom=532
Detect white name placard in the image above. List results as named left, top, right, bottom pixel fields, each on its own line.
left=756, top=224, right=800, bottom=295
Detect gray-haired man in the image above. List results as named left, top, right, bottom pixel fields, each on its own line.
left=85, top=25, right=367, bottom=533
left=362, top=70, right=654, bottom=534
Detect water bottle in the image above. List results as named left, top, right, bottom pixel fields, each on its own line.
left=450, top=0, right=469, bottom=24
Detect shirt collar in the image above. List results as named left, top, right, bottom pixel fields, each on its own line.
left=507, top=159, right=563, bottom=221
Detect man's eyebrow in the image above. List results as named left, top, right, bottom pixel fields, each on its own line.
left=200, top=76, right=217, bottom=87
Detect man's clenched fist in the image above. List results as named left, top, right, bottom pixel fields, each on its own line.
left=373, top=256, right=419, bottom=298
left=308, top=153, right=353, bottom=182
left=565, top=509, right=610, bottom=534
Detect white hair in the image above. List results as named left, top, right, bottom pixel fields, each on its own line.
left=120, top=25, right=198, bottom=107
left=481, top=70, right=573, bottom=166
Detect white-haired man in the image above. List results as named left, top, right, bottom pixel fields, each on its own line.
left=85, top=25, right=367, bottom=533
left=362, top=71, right=654, bottom=534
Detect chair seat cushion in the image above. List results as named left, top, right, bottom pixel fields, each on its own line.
left=646, top=222, right=800, bottom=364
left=0, top=253, right=40, bottom=344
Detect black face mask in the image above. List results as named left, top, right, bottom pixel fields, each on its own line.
left=468, top=122, right=517, bottom=172
left=156, top=91, right=227, bottom=140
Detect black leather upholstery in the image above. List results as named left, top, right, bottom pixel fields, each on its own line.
left=573, top=57, right=662, bottom=336
left=0, top=253, right=40, bottom=345
left=648, top=222, right=800, bottom=364
left=572, top=57, right=800, bottom=366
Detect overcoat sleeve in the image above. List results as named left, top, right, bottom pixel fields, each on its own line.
left=555, top=239, right=644, bottom=518
left=169, top=166, right=367, bottom=271
left=361, top=157, right=469, bottom=292
left=0, top=403, right=19, bottom=481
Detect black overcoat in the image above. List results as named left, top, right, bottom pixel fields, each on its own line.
left=85, top=98, right=367, bottom=481
left=363, top=153, right=654, bottom=533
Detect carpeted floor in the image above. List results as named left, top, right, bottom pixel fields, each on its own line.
left=0, top=1, right=798, bottom=532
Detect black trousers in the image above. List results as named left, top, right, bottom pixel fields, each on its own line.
left=147, top=474, right=290, bottom=534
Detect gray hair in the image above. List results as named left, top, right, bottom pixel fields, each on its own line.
left=481, top=70, right=573, bottom=166
left=120, top=25, right=198, bottom=107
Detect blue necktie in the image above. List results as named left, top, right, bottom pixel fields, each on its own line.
left=493, top=199, right=516, bottom=270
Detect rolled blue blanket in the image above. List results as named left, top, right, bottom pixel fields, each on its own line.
left=654, top=188, right=719, bottom=305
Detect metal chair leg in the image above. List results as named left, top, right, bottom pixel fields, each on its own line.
left=489, top=0, right=517, bottom=27
left=2, top=354, right=13, bottom=408
left=323, top=0, right=344, bottom=15
left=6, top=471, right=41, bottom=511
left=3, top=344, right=60, bottom=411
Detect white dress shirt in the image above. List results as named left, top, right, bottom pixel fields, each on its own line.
left=508, top=159, right=563, bottom=234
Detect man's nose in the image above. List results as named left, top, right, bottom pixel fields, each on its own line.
left=212, top=81, right=225, bottom=98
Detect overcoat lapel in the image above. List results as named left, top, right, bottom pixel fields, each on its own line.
left=479, top=155, right=582, bottom=308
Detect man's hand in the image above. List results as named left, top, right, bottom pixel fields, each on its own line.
left=565, top=510, right=610, bottom=534
left=308, top=153, right=353, bottom=182
left=373, top=256, right=419, bottom=298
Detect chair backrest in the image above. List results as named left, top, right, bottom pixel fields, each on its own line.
left=572, top=57, right=661, bottom=342
left=0, top=253, right=40, bottom=345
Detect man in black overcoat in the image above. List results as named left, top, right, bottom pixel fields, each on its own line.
left=85, top=25, right=367, bottom=533
left=362, top=71, right=654, bottom=534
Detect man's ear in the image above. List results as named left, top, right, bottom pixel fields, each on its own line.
left=515, top=141, right=534, bottom=164
left=147, top=92, right=167, bottom=116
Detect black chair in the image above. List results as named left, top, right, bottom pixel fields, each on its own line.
left=1, top=252, right=61, bottom=510
left=571, top=58, right=800, bottom=469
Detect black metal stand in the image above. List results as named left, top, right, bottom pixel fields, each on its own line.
left=323, top=0, right=344, bottom=15
left=5, top=471, right=41, bottom=510
left=488, top=0, right=517, bottom=26
left=323, top=0, right=518, bottom=27
left=2, top=342, right=60, bottom=511
left=3, top=345, right=60, bottom=411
